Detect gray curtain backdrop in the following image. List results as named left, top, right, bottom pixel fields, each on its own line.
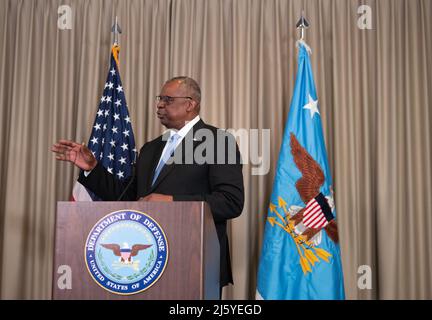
left=0, top=0, right=431, bottom=299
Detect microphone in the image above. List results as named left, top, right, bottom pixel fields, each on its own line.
left=117, top=152, right=137, bottom=201
left=116, top=163, right=136, bottom=201
left=116, top=163, right=135, bottom=201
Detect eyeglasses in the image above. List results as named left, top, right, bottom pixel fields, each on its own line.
left=155, top=95, right=193, bottom=105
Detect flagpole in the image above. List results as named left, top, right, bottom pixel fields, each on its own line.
left=112, top=16, right=122, bottom=46
left=296, top=10, right=309, bottom=41
left=295, top=11, right=311, bottom=53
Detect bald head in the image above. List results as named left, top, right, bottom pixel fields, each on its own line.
left=165, top=76, right=201, bottom=107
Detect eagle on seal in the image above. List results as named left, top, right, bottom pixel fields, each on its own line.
left=101, top=242, right=152, bottom=263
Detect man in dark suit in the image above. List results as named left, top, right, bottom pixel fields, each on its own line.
left=52, top=76, right=244, bottom=296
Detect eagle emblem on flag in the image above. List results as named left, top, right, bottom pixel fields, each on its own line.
left=289, top=133, right=339, bottom=244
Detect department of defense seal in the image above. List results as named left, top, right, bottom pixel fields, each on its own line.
left=84, top=210, right=168, bottom=295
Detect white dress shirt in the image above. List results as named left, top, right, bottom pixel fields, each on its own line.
left=155, top=115, right=201, bottom=169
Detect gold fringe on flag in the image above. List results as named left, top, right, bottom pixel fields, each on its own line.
left=112, top=45, right=120, bottom=68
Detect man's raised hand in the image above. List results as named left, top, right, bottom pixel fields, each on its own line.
left=51, top=140, right=97, bottom=171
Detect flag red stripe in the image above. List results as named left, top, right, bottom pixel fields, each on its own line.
left=304, top=205, right=321, bottom=220
left=305, top=212, right=323, bottom=227
left=309, top=215, right=326, bottom=228
left=304, top=208, right=322, bottom=224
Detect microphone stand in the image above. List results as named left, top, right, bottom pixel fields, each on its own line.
left=116, top=151, right=137, bottom=201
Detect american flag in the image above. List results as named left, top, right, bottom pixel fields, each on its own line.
left=72, top=45, right=136, bottom=201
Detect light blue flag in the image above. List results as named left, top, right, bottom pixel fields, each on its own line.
left=256, top=42, right=345, bottom=300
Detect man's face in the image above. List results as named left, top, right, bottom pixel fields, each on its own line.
left=156, top=81, right=194, bottom=130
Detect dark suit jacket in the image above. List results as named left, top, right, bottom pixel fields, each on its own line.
left=78, top=119, right=244, bottom=287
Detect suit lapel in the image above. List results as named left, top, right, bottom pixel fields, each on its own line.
left=150, top=120, right=206, bottom=191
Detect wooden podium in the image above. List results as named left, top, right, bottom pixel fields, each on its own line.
left=52, top=201, right=220, bottom=300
